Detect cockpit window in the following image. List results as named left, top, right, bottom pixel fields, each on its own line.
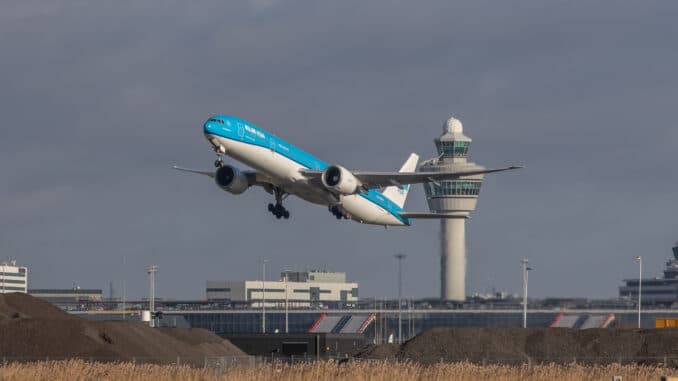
left=208, top=118, right=224, bottom=124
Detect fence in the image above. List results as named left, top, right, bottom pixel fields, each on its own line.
left=4, top=355, right=678, bottom=368
left=351, top=356, right=678, bottom=367
left=0, top=355, right=258, bottom=369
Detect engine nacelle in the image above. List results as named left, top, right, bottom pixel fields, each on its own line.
left=215, top=165, right=249, bottom=194
left=321, top=165, right=361, bottom=195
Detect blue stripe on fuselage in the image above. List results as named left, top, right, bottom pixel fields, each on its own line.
left=204, top=115, right=410, bottom=225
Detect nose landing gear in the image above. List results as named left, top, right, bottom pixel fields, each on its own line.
left=268, top=187, right=290, bottom=219
left=213, top=144, right=225, bottom=167
left=214, top=152, right=224, bottom=168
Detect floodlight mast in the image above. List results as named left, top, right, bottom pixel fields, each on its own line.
left=284, top=271, right=289, bottom=333
left=635, top=256, right=642, bottom=328
left=261, top=259, right=269, bottom=334
left=147, top=265, right=158, bottom=327
left=521, top=258, right=532, bottom=328
left=394, top=253, right=407, bottom=344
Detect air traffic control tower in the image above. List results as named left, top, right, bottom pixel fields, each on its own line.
left=419, top=117, right=484, bottom=301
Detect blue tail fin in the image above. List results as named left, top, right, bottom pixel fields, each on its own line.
left=381, top=153, right=419, bottom=208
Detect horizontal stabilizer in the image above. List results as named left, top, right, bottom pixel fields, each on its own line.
left=399, top=211, right=470, bottom=219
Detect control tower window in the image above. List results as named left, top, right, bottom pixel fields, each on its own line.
left=424, top=181, right=481, bottom=197
left=436, top=141, right=469, bottom=157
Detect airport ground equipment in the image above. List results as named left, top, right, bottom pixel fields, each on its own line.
left=656, top=318, right=678, bottom=328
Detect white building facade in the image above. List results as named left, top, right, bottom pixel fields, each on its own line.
left=207, top=271, right=358, bottom=308
left=0, top=261, right=28, bottom=293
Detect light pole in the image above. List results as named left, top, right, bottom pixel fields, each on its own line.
left=147, top=265, right=158, bottom=327
left=394, top=253, right=406, bottom=344
left=284, top=271, right=289, bottom=334
left=1, top=262, right=5, bottom=294
left=521, top=258, right=532, bottom=328
left=635, top=256, right=642, bottom=328
left=1, top=262, right=6, bottom=294
left=373, top=297, right=378, bottom=344
left=261, top=259, right=269, bottom=334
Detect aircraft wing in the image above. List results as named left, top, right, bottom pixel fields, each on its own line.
left=172, top=165, right=271, bottom=187
left=300, top=165, right=523, bottom=190
left=172, top=166, right=215, bottom=178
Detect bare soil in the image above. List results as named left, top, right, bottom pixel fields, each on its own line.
left=0, top=293, right=245, bottom=365
left=356, top=327, right=678, bottom=365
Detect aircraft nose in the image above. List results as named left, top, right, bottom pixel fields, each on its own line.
left=204, top=118, right=220, bottom=134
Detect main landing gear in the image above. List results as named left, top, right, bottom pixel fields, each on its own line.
left=329, top=205, right=347, bottom=220
left=268, top=187, right=290, bottom=219
left=214, top=156, right=224, bottom=168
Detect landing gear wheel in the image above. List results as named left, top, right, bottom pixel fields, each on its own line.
left=329, top=205, right=345, bottom=220
left=267, top=187, right=291, bottom=220
left=214, top=158, right=223, bottom=168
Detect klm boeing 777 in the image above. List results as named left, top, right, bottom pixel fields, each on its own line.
left=174, top=115, right=521, bottom=226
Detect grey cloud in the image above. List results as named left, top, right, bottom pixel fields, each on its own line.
left=1, top=1, right=676, bottom=299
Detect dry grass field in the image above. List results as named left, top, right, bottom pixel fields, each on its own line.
left=0, top=360, right=673, bottom=381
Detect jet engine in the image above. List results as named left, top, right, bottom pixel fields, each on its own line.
left=215, top=165, right=249, bottom=194
left=321, top=165, right=361, bottom=195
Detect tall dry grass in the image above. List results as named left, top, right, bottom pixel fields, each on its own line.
left=0, top=360, right=672, bottom=381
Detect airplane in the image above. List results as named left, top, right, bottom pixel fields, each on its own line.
left=174, top=115, right=521, bottom=226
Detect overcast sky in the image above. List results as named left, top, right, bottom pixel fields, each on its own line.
left=1, top=1, right=676, bottom=300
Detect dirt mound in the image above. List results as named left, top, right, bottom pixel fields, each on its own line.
left=0, top=292, right=77, bottom=321
left=158, top=327, right=246, bottom=357
left=0, top=293, right=245, bottom=365
left=357, top=327, right=678, bottom=365
left=353, top=344, right=400, bottom=360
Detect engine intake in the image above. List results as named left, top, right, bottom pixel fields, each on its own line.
left=321, top=165, right=361, bottom=195
left=215, top=165, right=249, bottom=194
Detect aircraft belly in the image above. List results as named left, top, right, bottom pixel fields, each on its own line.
left=218, top=136, right=333, bottom=205
left=342, top=195, right=404, bottom=226
left=219, top=137, right=293, bottom=180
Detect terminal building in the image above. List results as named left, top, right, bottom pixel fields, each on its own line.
left=0, top=261, right=28, bottom=293
left=619, top=242, right=678, bottom=307
left=28, top=288, right=103, bottom=304
left=206, top=271, right=358, bottom=309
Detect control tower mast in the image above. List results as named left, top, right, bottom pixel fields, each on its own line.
left=419, top=117, right=485, bottom=301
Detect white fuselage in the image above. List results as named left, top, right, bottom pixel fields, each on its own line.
left=206, top=133, right=406, bottom=226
